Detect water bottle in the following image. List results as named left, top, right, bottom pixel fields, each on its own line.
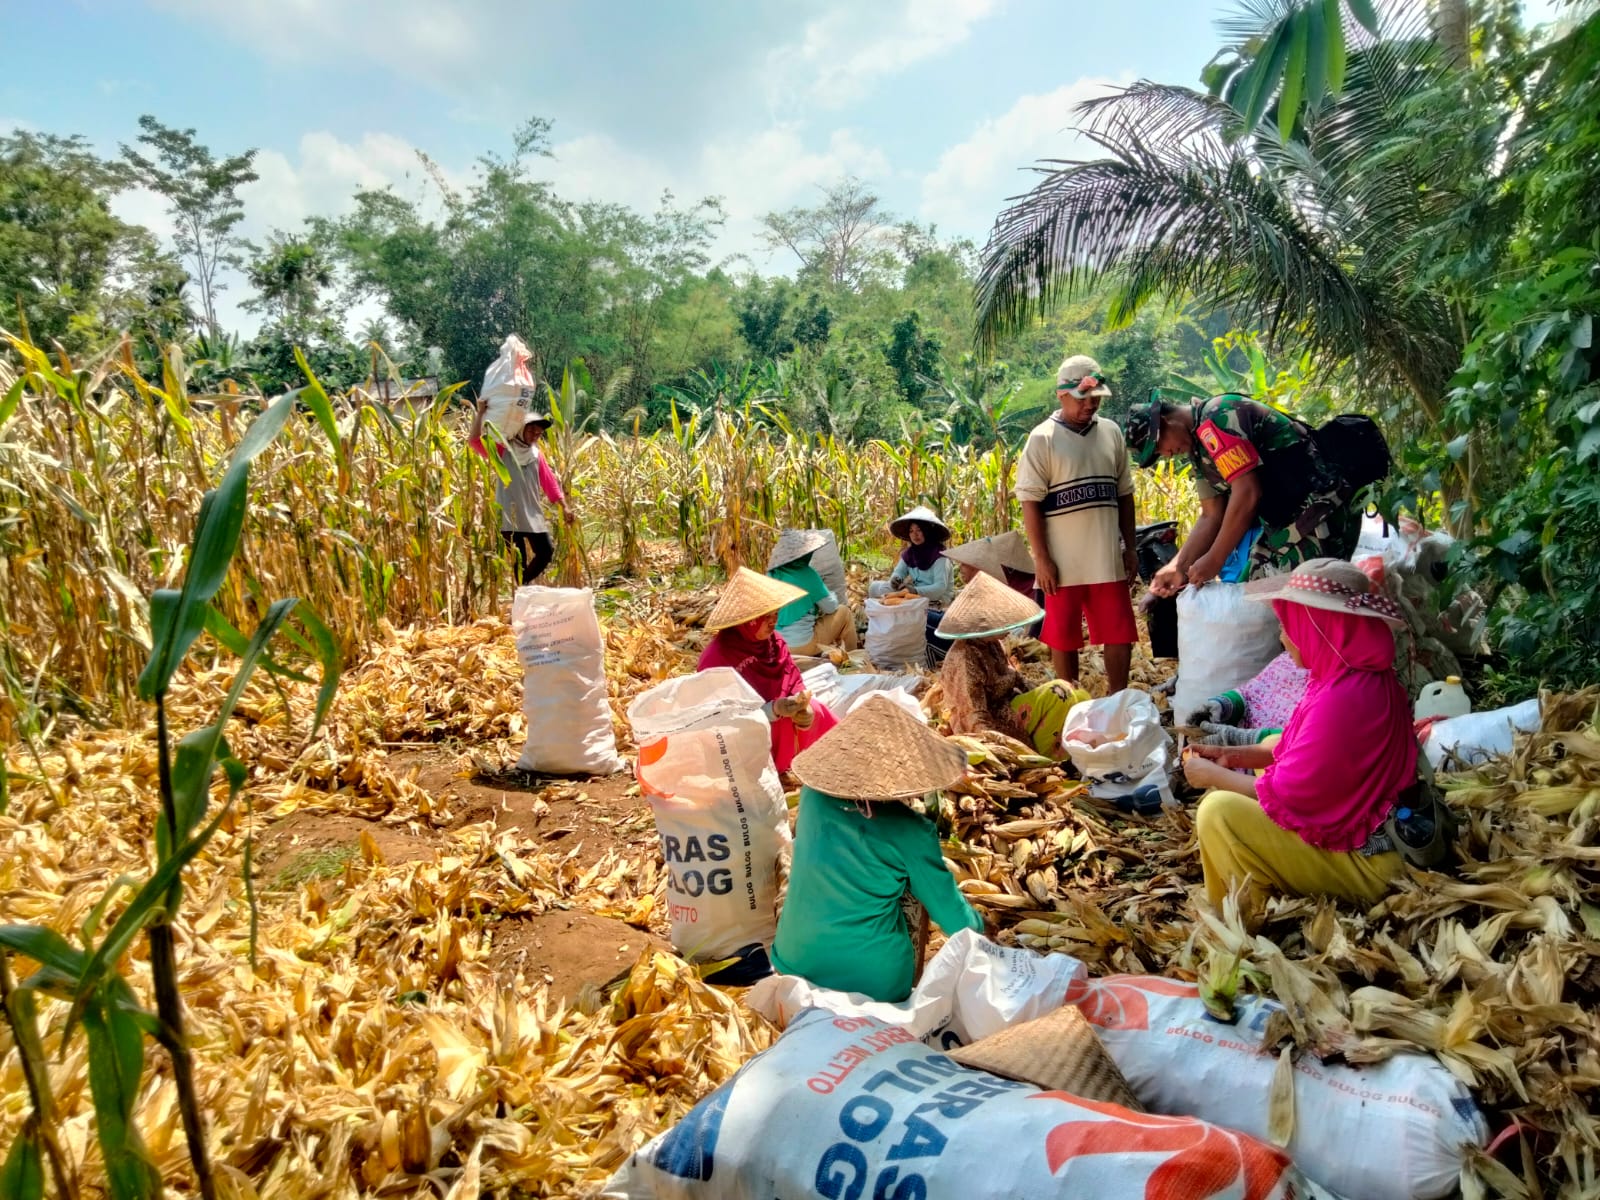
left=1414, top=676, right=1471, bottom=721
left=1392, top=805, right=1436, bottom=850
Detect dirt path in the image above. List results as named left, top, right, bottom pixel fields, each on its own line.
left=254, top=746, right=669, bottom=1003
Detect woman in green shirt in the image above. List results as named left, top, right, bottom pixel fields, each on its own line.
left=771, top=695, right=984, bottom=1002
left=768, top=528, right=857, bottom=655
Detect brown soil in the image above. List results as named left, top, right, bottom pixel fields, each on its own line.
left=252, top=810, right=446, bottom=888
left=485, top=909, right=671, bottom=1004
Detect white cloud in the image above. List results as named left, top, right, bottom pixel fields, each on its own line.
left=148, top=0, right=479, bottom=67
left=770, top=0, right=1004, bottom=110
left=919, top=77, right=1127, bottom=241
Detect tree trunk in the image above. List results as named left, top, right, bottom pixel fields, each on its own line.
left=1434, top=0, right=1469, bottom=68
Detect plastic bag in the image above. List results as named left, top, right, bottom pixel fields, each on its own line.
left=513, top=586, right=622, bottom=775
left=1423, top=698, right=1542, bottom=769
left=629, top=669, right=791, bottom=963
left=750, top=932, right=1483, bottom=1200
left=605, top=1006, right=1339, bottom=1200
left=750, top=929, right=1087, bottom=1049
left=481, top=334, right=539, bottom=456
left=865, top=595, right=929, bottom=669
left=801, top=663, right=922, bottom=720
left=1172, top=583, right=1282, bottom=726
left=1059, top=690, right=1172, bottom=802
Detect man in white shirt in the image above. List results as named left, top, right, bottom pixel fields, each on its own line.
left=1015, top=355, right=1139, bottom=692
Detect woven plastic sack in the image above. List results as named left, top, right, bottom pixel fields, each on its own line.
left=1059, top=690, right=1171, bottom=800
left=1172, top=583, right=1282, bottom=725
left=865, top=595, right=928, bottom=669
left=604, top=1006, right=1339, bottom=1200
left=481, top=334, right=539, bottom=460
left=806, top=529, right=848, bottom=606
left=512, top=586, right=622, bottom=775
left=629, top=669, right=791, bottom=963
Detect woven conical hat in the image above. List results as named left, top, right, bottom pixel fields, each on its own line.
left=888, top=505, right=949, bottom=542
left=942, top=537, right=1008, bottom=583
left=993, top=530, right=1037, bottom=576
left=949, top=1005, right=1144, bottom=1110
left=704, top=567, right=808, bottom=631
left=936, top=571, right=1042, bottom=640
left=768, top=528, right=829, bottom=570
left=792, top=694, right=967, bottom=801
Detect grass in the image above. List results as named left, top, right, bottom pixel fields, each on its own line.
left=268, top=844, right=357, bottom=891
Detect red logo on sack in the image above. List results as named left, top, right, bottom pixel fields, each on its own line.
left=1036, top=1094, right=1291, bottom=1200
left=1065, top=975, right=1198, bottom=1032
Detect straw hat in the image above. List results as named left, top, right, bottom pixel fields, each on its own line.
left=948, top=1005, right=1144, bottom=1110
left=704, top=567, right=808, bottom=631
left=944, top=532, right=1037, bottom=583
left=888, top=505, right=950, bottom=542
left=936, top=571, right=1043, bottom=640
left=993, top=530, right=1037, bottom=576
left=767, top=528, right=829, bottom=570
left=791, top=694, right=967, bottom=801
left=1245, top=557, right=1403, bottom=627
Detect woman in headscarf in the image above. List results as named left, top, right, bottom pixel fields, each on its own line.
left=1182, top=559, right=1421, bottom=926
left=935, top=573, right=1088, bottom=756
left=698, top=567, right=839, bottom=772
left=467, top=403, right=572, bottom=584
left=942, top=530, right=1043, bottom=639
left=772, top=695, right=985, bottom=1002
left=767, top=530, right=858, bottom=656
left=883, top=505, right=955, bottom=605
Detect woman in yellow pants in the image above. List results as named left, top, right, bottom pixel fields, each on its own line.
left=1180, top=560, right=1417, bottom=926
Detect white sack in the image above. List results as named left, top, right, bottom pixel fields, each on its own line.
left=628, top=669, right=791, bottom=963
left=604, top=1006, right=1340, bottom=1200
left=805, top=529, right=848, bottom=606
left=1173, top=582, right=1283, bottom=723
left=752, top=932, right=1484, bottom=1200
left=801, top=664, right=923, bottom=719
left=1060, top=690, right=1172, bottom=801
left=865, top=595, right=928, bottom=669
left=513, top=586, right=622, bottom=775
left=1424, top=698, right=1542, bottom=769
left=481, top=334, right=540, bottom=460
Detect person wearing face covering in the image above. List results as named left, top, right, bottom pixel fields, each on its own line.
left=1181, top=559, right=1418, bottom=925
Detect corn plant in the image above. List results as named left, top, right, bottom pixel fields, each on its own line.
left=0, top=388, right=338, bottom=1200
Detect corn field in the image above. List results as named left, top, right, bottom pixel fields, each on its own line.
left=0, top=339, right=1195, bottom=725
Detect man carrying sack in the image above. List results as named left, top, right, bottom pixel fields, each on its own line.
left=1015, top=355, right=1139, bottom=693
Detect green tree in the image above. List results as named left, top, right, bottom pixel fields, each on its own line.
left=0, top=131, right=175, bottom=350
left=760, top=177, right=898, bottom=291
left=122, top=115, right=258, bottom=339
left=885, top=309, right=943, bottom=407
left=242, top=233, right=334, bottom=329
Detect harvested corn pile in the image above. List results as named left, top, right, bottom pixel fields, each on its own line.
left=4, top=576, right=1596, bottom=1197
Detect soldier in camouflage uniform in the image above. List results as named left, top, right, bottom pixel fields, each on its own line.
left=1123, top=395, right=1361, bottom=594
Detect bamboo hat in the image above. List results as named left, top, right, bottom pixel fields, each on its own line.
left=936, top=571, right=1043, bottom=640
left=888, top=505, right=950, bottom=542
left=1245, top=557, right=1403, bottom=627
left=704, top=567, right=809, bottom=632
left=792, top=694, right=967, bottom=801
left=767, top=528, right=829, bottom=570
left=948, top=1005, right=1144, bottom=1110
left=943, top=531, right=1036, bottom=584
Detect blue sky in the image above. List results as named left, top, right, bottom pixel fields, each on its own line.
left=2, top=0, right=1564, bottom=333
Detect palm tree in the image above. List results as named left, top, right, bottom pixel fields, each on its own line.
left=972, top=2, right=1485, bottom=508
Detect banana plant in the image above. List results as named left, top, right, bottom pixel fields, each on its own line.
left=0, top=381, right=339, bottom=1200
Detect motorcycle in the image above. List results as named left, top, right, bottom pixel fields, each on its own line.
left=1133, top=521, right=1180, bottom=660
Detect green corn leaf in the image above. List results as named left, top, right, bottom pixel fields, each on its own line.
left=138, top=391, right=295, bottom=699
left=168, top=597, right=298, bottom=845
left=293, top=347, right=346, bottom=467
left=0, top=925, right=89, bottom=977
left=80, top=875, right=142, bottom=949
left=0, top=376, right=23, bottom=431
left=1277, top=8, right=1310, bottom=139
left=1345, top=0, right=1378, bottom=35
left=0, top=1128, right=44, bottom=1200
left=82, top=981, right=161, bottom=1200
left=289, top=604, right=342, bottom=736
left=204, top=604, right=312, bottom=684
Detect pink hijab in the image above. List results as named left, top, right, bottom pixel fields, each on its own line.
left=1256, top=600, right=1417, bottom=852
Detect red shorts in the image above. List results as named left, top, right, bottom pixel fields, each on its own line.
left=1041, top=581, right=1138, bottom=652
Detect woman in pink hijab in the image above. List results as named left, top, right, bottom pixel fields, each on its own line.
left=1180, top=558, right=1418, bottom=924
